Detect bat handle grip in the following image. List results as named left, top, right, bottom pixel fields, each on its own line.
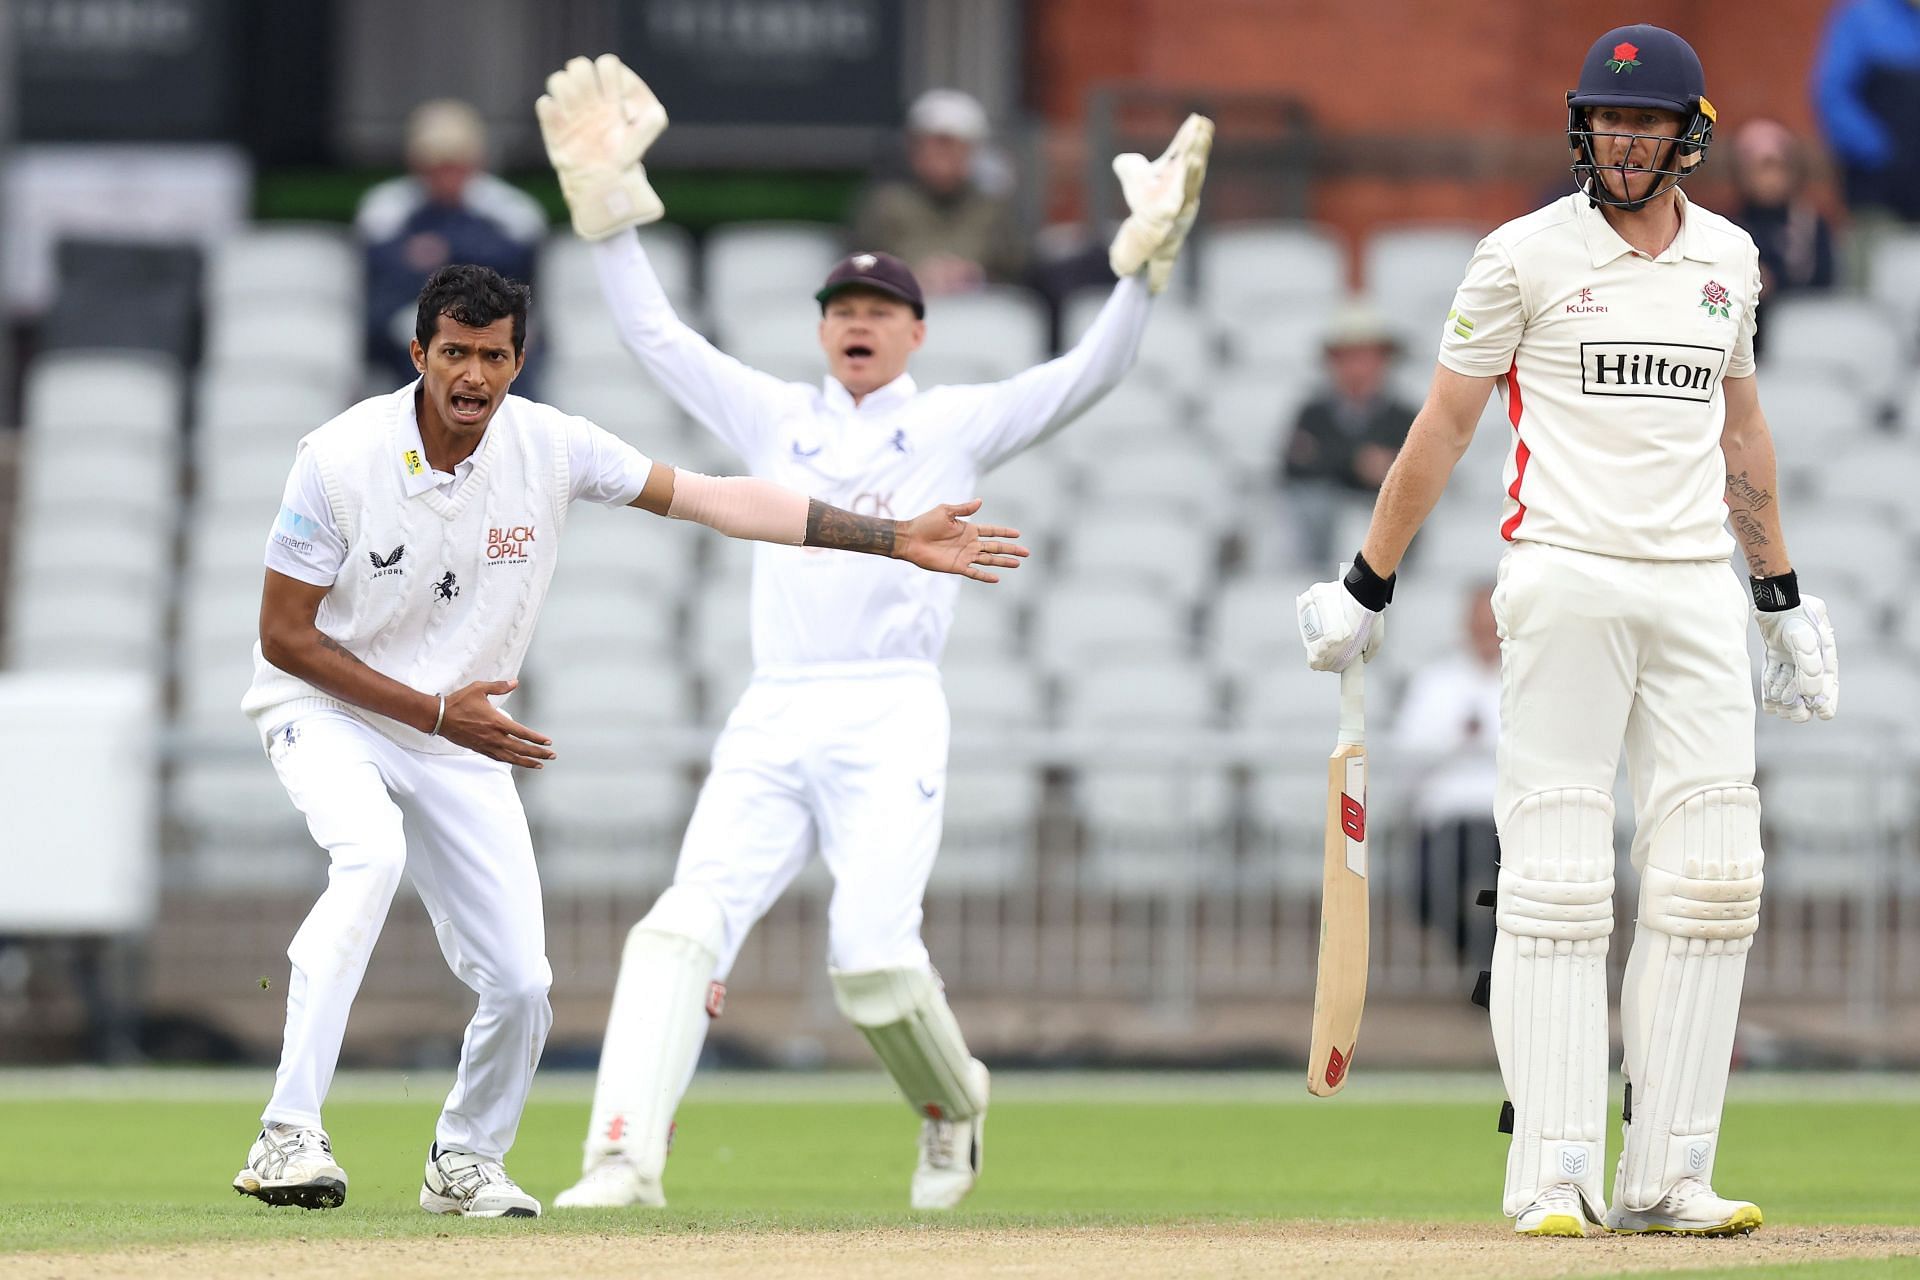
left=1337, top=662, right=1365, bottom=745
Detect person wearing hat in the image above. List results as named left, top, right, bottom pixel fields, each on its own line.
left=532, top=54, right=1210, bottom=1213
left=357, top=99, right=549, bottom=385
left=1296, top=24, right=1838, bottom=1239
left=849, top=87, right=1027, bottom=295
left=1279, top=299, right=1416, bottom=567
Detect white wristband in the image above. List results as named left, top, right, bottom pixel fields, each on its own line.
left=430, top=694, right=446, bottom=738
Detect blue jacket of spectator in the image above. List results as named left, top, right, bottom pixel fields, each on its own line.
left=1814, top=0, right=1920, bottom=216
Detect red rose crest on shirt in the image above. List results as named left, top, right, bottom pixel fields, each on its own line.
left=487, top=523, right=537, bottom=564
left=1700, top=280, right=1732, bottom=319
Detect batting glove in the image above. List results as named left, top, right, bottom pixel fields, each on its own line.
left=1297, top=556, right=1394, bottom=673
left=536, top=54, right=667, bottom=240
left=1753, top=576, right=1837, bottom=722
left=1109, top=113, right=1214, bottom=293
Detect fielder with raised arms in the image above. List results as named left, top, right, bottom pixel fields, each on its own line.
left=229, top=264, right=1023, bottom=1218
left=535, top=54, right=1210, bottom=1210
left=1296, top=25, right=1837, bottom=1239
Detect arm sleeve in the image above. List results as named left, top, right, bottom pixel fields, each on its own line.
left=565, top=415, right=656, bottom=507
left=590, top=229, right=795, bottom=464
left=1436, top=236, right=1526, bottom=378
left=1727, top=241, right=1762, bottom=379
left=263, top=448, right=348, bottom=587
left=1813, top=6, right=1894, bottom=165
left=955, top=275, right=1154, bottom=472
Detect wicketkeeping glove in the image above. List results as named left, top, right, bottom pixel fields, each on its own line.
left=536, top=53, right=667, bottom=240
left=1109, top=113, right=1215, bottom=293
left=1753, top=589, right=1838, bottom=722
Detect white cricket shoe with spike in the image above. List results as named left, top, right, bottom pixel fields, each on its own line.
left=1605, top=1177, right=1762, bottom=1236
left=910, top=1058, right=990, bottom=1210
left=553, top=1153, right=666, bottom=1209
left=232, top=1123, right=347, bottom=1209
left=420, top=1145, right=541, bottom=1218
left=1514, top=1182, right=1598, bottom=1237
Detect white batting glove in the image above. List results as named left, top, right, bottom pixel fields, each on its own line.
left=1109, top=113, right=1214, bottom=293
left=1297, top=575, right=1387, bottom=673
left=536, top=54, right=667, bottom=240
left=1754, top=594, right=1838, bottom=722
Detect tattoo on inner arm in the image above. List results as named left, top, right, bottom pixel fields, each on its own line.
left=1726, top=470, right=1774, bottom=512
left=804, top=499, right=897, bottom=557
left=1729, top=511, right=1775, bottom=575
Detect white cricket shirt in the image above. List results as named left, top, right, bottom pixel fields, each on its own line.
left=1438, top=190, right=1761, bottom=562
left=591, top=231, right=1151, bottom=669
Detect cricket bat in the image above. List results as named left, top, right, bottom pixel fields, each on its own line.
left=1307, top=662, right=1368, bottom=1097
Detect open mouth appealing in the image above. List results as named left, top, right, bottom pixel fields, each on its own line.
left=450, top=392, right=489, bottom=421
left=843, top=345, right=874, bottom=361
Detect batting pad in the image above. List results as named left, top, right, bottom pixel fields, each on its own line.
left=1618, top=786, right=1763, bottom=1211
left=831, top=966, right=986, bottom=1121
left=580, top=885, right=727, bottom=1177
left=1492, top=787, right=1616, bottom=1219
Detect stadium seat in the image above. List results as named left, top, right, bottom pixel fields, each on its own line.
left=534, top=583, right=680, bottom=661
left=1362, top=223, right=1481, bottom=348
left=18, top=437, right=175, bottom=527
left=540, top=370, right=685, bottom=447
left=179, top=581, right=263, bottom=652
left=1758, top=368, right=1877, bottom=467
left=193, top=433, right=304, bottom=510
left=196, top=369, right=356, bottom=439
left=1226, top=306, right=1337, bottom=377
left=942, top=660, right=1047, bottom=731
left=918, top=287, right=1049, bottom=381
left=526, top=655, right=696, bottom=723
left=1204, top=576, right=1300, bottom=677
left=1059, top=660, right=1219, bottom=730
left=204, top=304, right=360, bottom=386
left=537, top=223, right=698, bottom=314
left=1081, top=444, right=1236, bottom=514
left=927, top=765, right=1042, bottom=892
left=8, top=506, right=171, bottom=593
left=943, top=590, right=1027, bottom=662
left=1031, top=580, right=1191, bottom=670
left=705, top=222, right=843, bottom=329
left=1815, top=435, right=1920, bottom=515
left=1242, top=762, right=1337, bottom=892
left=1201, top=373, right=1310, bottom=471
left=186, top=506, right=276, bottom=580
left=1200, top=221, right=1348, bottom=320
left=1760, top=296, right=1906, bottom=409
left=205, top=225, right=360, bottom=314
left=685, top=580, right=756, bottom=697
left=523, top=765, right=691, bottom=890
left=39, top=239, right=202, bottom=366
left=1060, top=510, right=1222, bottom=600
left=1064, top=289, right=1216, bottom=397
left=7, top=580, right=167, bottom=674
left=1075, top=766, right=1235, bottom=892
left=171, top=759, right=316, bottom=890
left=1865, top=228, right=1920, bottom=344
left=1055, top=379, right=1184, bottom=437
left=1230, top=662, right=1344, bottom=732
left=24, top=350, right=185, bottom=438
left=550, top=502, right=701, bottom=598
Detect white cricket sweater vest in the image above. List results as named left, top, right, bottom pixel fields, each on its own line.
left=241, top=388, right=571, bottom=753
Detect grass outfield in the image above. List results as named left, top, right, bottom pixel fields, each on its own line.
left=2, top=1071, right=1918, bottom=1277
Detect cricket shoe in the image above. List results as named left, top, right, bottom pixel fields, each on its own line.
left=420, top=1144, right=541, bottom=1218
left=1605, top=1178, right=1762, bottom=1236
left=232, top=1123, right=347, bottom=1209
left=552, top=1153, right=666, bottom=1209
left=910, top=1059, right=990, bottom=1210
left=1514, top=1183, right=1599, bottom=1237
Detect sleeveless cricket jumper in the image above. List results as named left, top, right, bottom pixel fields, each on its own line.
left=245, top=385, right=652, bottom=1160
left=1440, top=190, right=1769, bottom=1218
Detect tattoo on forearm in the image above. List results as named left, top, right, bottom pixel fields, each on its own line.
left=1726, top=470, right=1774, bottom=512
left=1729, top=511, right=1776, bottom=575
left=804, top=499, right=897, bottom=557
left=316, top=632, right=370, bottom=667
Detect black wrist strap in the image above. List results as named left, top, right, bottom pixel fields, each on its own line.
left=1343, top=550, right=1396, bottom=612
left=1751, top=570, right=1800, bottom=612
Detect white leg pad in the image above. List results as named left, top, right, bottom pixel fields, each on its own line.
left=831, top=966, right=986, bottom=1121
left=1492, top=787, right=1616, bottom=1220
left=1618, top=785, right=1763, bottom=1211
left=580, top=885, right=727, bottom=1178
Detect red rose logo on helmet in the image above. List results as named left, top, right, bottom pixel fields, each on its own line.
left=1700, top=280, right=1731, bottom=318
left=1608, top=41, right=1640, bottom=73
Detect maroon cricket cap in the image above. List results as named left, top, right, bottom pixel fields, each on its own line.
left=815, top=251, right=925, bottom=318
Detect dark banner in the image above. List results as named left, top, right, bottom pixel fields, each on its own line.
left=13, top=0, right=239, bottom=141
left=618, top=0, right=902, bottom=127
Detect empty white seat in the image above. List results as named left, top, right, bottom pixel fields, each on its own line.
left=552, top=502, right=700, bottom=597
left=8, top=507, right=171, bottom=589
left=1866, top=229, right=1920, bottom=342
left=535, top=584, right=679, bottom=659
left=1205, top=576, right=1299, bottom=677
left=1409, top=506, right=1509, bottom=582
left=1230, top=663, right=1343, bottom=732
left=1362, top=224, right=1481, bottom=323
left=1227, top=308, right=1337, bottom=377
left=686, top=580, right=755, bottom=686
left=196, top=369, right=355, bottom=439
left=1065, top=290, right=1215, bottom=396
left=193, top=433, right=302, bottom=509
left=1757, top=368, right=1876, bottom=460
left=206, top=225, right=360, bottom=312
left=1813, top=435, right=1920, bottom=514
left=1201, top=222, right=1347, bottom=319
left=1031, top=581, right=1190, bottom=670
left=7, top=580, right=166, bottom=673
left=929, top=766, right=1043, bottom=891
left=204, top=305, right=360, bottom=384
left=1761, top=297, right=1906, bottom=408
left=942, top=661, right=1046, bottom=731
left=1782, top=507, right=1898, bottom=598
left=1052, top=380, right=1183, bottom=439
left=1061, top=511, right=1221, bottom=599
left=523, top=765, right=689, bottom=890
left=1076, top=766, right=1235, bottom=891
left=1242, top=762, right=1337, bottom=892
left=187, top=507, right=277, bottom=578
left=171, top=759, right=315, bottom=890
left=1060, top=661, right=1218, bottom=730
left=537, top=224, right=697, bottom=313
left=943, top=589, right=1025, bottom=661
left=919, top=287, right=1049, bottom=381
left=706, top=222, right=842, bottom=323
left=1202, top=374, right=1311, bottom=470
left=541, top=370, right=685, bottom=447
left=526, top=656, right=696, bottom=724
left=1081, top=444, right=1236, bottom=513
left=24, top=351, right=184, bottom=436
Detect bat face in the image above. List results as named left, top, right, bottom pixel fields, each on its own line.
left=1308, top=664, right=1369, bottom=1098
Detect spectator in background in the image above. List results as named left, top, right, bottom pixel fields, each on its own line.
left=358, top=100, right=548, bottom=387
left=1279, top=302, right=1415, bottom=568
left=1814, top=0, right=1920, bottom=281
left=1730, top=119, right=1837, bottom=314
left=1392, top=582, right=1503, bottom=967
left=850, top=89, right=1026, bottom=296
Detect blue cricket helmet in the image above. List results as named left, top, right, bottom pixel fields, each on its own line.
left=1566, top=24, right=1716, bottom=211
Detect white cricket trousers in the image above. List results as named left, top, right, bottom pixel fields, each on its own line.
left=681, top=661, right=952, bottom=978
left=1494, top=541, right=1755, bottom=863
left=261, top=709, right=552, bottom=1160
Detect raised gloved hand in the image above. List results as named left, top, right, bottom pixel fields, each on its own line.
left=535, top=54, right=668, bottom=240
left=1109, top=113, right=1215, bottom=293
left=1753, top=584, right=1838, bottom=722
left=1296, top=556, right=1394, bottom=673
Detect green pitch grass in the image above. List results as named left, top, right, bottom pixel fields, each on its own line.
left=2, top=1072, right=1917, bottom=1266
